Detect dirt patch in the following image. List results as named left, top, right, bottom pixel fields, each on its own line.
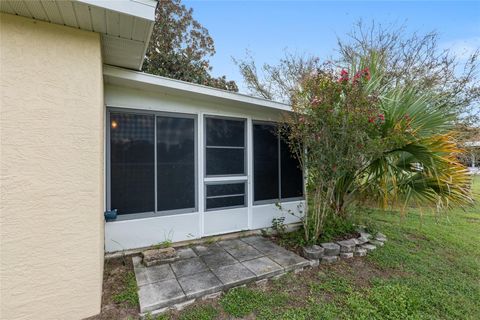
left=87, top=255, right=140, bottom=320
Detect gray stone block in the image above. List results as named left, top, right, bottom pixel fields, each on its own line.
left=359, top=232, right=372, bottom=240
left=354, top=248, right=367, bottom=256
left=225, top=244, right=263, bottom=262
left=212, top=263, right=256, bottom=289
left=133, top=256, right=176, bottom=287
left=369, top=240, right=384, bottom=247
left=321, top=255, right=338, bottom=264
left=218, top=239, right=249, bottom=250
left=177, top=247, right=197, bottom=259
left=143, top=264, right=176, bottom=286
left=247, top=239, right=283, bottom=254
left=361, top=244, right=376, bottom=252
left=355, top=237, right=369, bottom=245
left=320, top=242, right=341, bottom=256
left=268, top=250, right=310, bottom=271
left=143, top=247, right=178, bottom=266
left=192, top=243, right=225, bottom=256
left=309, top=259, right=320, bottom=267
left=177, top=270, right=223, bottom=299
left=138, top=278, right=185, bottom=313
left=132, top=256, right=143, bottom=268
left=375, top=232, right=387, bottom=242
left=337, top=239, right=356, bottom=253
left=303, top=245, right=325, bottom=259
left=241, top=236, right=265, bottom=245
left=242, top=256, right=283, bottom=278
left=170, top=257, right=208, bottom=278
left=339, top=252, right=354, bottom=259
left=201, top=251, right=238, bottom=269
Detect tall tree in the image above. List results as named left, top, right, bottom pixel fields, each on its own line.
left=143, top=0, right=238, bottom=92
left=236, top=21, right=479, bottom=125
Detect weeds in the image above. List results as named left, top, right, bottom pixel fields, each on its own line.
left=113, top=272, right=139, bottom=307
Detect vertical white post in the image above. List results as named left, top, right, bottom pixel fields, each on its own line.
left=247, top=117, right=253, bottom=230
left=472, top=152, right=476, bottom=169
left=198, top=113, right=205, bottom=237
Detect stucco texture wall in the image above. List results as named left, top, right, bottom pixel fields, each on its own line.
left=0, top=14, right=104, bottom=320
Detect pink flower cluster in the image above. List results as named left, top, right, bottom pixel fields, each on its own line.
left=354, top=67, right=371, bottom=83
left=369, top=113, right=385, bottom=125
left=311, top=96, right=321, bottom=106
left=338, top=69, right=349, bottom=83
left=337, top=68, right=371, bottom=84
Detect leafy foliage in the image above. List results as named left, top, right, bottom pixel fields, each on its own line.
left=143, top=0, right=238, bottom=92
left=284, top=53, right=473, bottom=243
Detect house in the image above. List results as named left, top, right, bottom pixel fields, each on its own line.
left=0, top=1, right=304, bottom=319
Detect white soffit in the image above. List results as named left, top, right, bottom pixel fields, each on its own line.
left=0, top=0, right=157, bottom=70
left=103, top=65, right=293, bottom=112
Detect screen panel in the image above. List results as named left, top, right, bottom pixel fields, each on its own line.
left=280, top=138, right=304, bottom=199
left=206, top=117, right=245, bottom=147
left=205, top=182, right=246, bottom=210
left=110, top=112, right=155, bottom=214
left=206, top=183, right=245, bottom=197
left=206, top=196, right=245, bottom=209
left=205, top=148, right=245, bottom=175
left=157, top=116, right=195, bottom=212
left=253, top=123, right=280, bottom=202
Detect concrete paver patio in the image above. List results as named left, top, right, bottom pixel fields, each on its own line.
left=133, top=236, right=310, bottom=314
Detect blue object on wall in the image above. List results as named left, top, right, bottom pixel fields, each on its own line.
left=104, top=209, right=118, bottom=221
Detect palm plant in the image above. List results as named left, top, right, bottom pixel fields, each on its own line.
left=337, top=55, right=473, bottom=213
left=358, top=87, right=473, bottom=211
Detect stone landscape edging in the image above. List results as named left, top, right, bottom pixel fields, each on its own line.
left=302, top=231, right=388, bottom=265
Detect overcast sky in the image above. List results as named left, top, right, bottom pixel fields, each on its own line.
left=184, top=0, right=480, bottom=93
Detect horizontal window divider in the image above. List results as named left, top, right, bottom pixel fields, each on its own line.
left=204, top=176, right=248, bottom=182
left=205, top=204, right=247, bottom=212
left=108, top=208, right=198, bottom=221
left=205, top=145, right=245, bottom=149
left=206, top=193, right=245, bottom=200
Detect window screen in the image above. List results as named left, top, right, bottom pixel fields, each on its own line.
left=253, top=124, right=279, bottom=201
left=110, top=113, right=155, bottom=214
left=157, top=116, right=195, bottom=211
left=205, top=117, right=245, bottom=176
left=206, top=182, right=246, bottom=210
left=253, top=122, right=304, bottom=203
left=280, top=138, right=303, bottom=199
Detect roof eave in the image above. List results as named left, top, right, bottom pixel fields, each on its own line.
left=103, top=65, right=292, bottom=112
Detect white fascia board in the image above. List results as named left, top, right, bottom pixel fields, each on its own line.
left=103, top=65, right=292, bottom=112
left=78, top=0, right=157, bottom=21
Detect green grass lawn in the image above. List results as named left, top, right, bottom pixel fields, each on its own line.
left=147, top=177, right=480, bottom=320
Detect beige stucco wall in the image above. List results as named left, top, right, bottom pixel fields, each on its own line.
left=0, top=14, right=104, bottom=320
